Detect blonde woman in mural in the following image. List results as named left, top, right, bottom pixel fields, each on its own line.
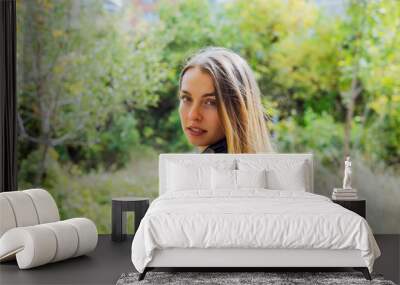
left=178, top=47, right=274, bottom=154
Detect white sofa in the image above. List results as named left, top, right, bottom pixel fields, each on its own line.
left=0, top=188, right=98, bottom=269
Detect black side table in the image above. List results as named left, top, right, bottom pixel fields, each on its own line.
left=332, top=199, right=366, bottom=219
left=112, top=197, right=150, bottom=242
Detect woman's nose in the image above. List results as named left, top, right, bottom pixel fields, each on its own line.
left=188, top=104, right=202, bottom=121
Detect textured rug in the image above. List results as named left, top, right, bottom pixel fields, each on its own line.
left=116, top=271, right=396, bottom=285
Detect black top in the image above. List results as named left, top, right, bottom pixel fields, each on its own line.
left=201, top=137, right=228, bottom=153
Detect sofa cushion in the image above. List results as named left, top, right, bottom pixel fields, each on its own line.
left=0, top=189, right=60, bottom=238
left=0, top=196, right=16, bottom=237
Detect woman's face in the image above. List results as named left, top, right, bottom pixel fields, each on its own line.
left=179, top=66, right=225, bottom=151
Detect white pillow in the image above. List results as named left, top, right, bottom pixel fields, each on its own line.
left=237, top=159, right=309, bottom=191
left=211, top=168, right=236, bottom=190
left=167, top=161, right=211, bottom=191
left=166, top=158, right=236, bottom=192
left=236, top=169, right=267, bottom=189
left=267, top=168, right=306, bottom=191
left=211, top=168, right=268, bottom=190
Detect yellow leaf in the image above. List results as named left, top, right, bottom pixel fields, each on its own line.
left=52, top=30, right=64, bottom=38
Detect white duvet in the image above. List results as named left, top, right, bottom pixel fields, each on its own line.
left=131, top=189, right=380, bottom=273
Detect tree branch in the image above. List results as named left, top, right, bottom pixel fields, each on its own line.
left=17, top=112, right=42, bottom=144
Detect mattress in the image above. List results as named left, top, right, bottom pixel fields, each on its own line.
left=131, top=189, right=380, bottom=273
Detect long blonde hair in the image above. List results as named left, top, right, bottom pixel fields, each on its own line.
left=179, top=47, right=274, bottom=153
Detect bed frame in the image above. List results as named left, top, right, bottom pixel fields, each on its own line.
left=138, top=154, right=372, bottom=281
left=141, top=248, right=371, bottom=280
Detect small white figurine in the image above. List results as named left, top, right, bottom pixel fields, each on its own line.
left=342, top=156, right=352, bottom=190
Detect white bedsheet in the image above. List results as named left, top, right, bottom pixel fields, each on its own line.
left=131, top=190, right=380, bottom=273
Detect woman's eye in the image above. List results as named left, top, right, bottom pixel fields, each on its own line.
left=180, top=95, right=190, bottom=102
left=205, top=99, right=216, bottom=106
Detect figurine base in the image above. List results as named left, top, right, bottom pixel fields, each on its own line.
left=332, top=187, right=359, bottom=200
left=334, top=188, right=357, bottom=192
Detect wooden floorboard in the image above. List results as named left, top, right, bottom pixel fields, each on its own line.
left=0, top=234, right=398, bottom=285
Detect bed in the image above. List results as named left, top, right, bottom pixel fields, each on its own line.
left=131, top=153, right=381, bottom=281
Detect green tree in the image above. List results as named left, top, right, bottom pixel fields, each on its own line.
left=16, top=0, right=167, bottom=183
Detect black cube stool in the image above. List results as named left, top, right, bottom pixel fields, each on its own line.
left=112, top=197, right=150, bottom=242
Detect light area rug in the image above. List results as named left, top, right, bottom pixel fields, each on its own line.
left=116, top=271, right=396, bottom=285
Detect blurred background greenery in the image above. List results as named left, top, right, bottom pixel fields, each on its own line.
left=16, top=0, right=399, bottom=234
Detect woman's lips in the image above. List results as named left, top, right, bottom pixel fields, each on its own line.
left=187, top=127, right=207, bottom=137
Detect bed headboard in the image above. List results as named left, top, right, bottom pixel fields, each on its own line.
left=159, top=153, right=314, bottom=195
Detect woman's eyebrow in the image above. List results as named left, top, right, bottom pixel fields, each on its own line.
left=181, top=90, right=216, bottom=97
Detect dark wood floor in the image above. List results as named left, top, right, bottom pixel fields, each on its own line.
left=0, top=234, right=399, bottom=285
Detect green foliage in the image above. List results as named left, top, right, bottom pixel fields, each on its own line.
left=16, top=0, right=400, bottom=233
left=77, top=114, right=140, bottom=171
left=18, top=149, right=42, bottom=189
left=43, top=146, right=158, bottom=234
left=17, top=0, right=169, bottom=173
left=131, top=0, right=399, bottom=168
left=274, top=109, right=344, bottom=166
